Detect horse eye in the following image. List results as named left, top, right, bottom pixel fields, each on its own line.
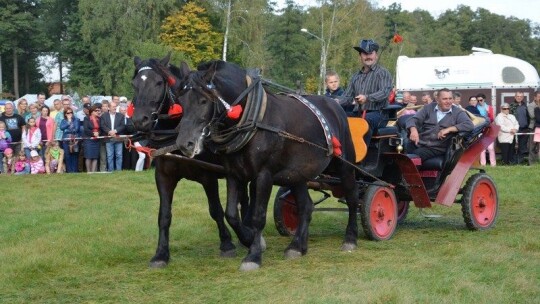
left=156, top=80, right=163, bottom=86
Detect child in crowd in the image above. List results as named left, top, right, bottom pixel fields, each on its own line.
left=14, top=151, right=30, bottom=175
left=2, top=148, right=15, bottom=174
left=29, top=150, right=45, bottom=174
left=0, top=121, right=13, bottom=173
left=22, top=117, right=42, bottom=159
left=45, top=140, right=64, bottom=174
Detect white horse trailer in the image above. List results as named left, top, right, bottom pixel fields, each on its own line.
left=396, top=47, right=540, bottom=113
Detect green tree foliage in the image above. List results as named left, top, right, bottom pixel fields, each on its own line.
left=298, top=0, right=384, bottom=93
left=160, top=2, right=223, bottom=66
left=1, top=1, right=540, bottom=98
left=265, top=0, right=310, bottom=88
left=220, top=0, right=273, bottom=70
left=0, top=0, right=47, bottom=97
left=79, top=0, right=179, bottom=96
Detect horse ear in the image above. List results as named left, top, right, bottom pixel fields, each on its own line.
left=161, top=52, right=171, bottom=66
left=180, top=61, right=191, bottom=77
left=134, top=56, right=142, bottom=66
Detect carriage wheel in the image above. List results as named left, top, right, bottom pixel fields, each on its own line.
left=461, top=173, right=498, bottom=230
left=360, top=185, right=398, bottom=241
left=273, top=187, right=298, bottom=236
left=397, top=201, right=410, bottom=224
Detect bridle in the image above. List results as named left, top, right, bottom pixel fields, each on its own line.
left=179, top=70, right=267, bottom=154
left=134, top=64, right=179, bottom=130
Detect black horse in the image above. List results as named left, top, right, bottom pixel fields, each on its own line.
left=131, top=55, right=248, bottom=267
left=176, top=60, right=359, bottom=271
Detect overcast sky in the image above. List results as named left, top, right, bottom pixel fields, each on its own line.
left=278, top=0, right=540, bottom=23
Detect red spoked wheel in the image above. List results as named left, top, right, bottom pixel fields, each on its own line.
left=360, top=185, right=398, bottom=241
left=461, top=173, right=498, bottom=230
left=273, top=187, right=298, bottom=236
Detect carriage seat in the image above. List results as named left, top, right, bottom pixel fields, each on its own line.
left=373, top=126, right=399, bottom=137
left=407, top=154, right=445, bottom=171
left=372, top=105, right=401, bottom=138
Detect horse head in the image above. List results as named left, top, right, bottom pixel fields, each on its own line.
left=131, top=53, right=190, bottom=132
left=176, top=60, right=248, bottom=158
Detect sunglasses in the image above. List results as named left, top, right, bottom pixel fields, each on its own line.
left=66, top=112, right=73, bottom=114
left=502, top=108, right=509, bottom=110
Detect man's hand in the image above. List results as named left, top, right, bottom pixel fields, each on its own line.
left=437, top=126, right=458, bottom=139
left=437, top=128, right=451, bottom=139
left=354, top=94, right=367, bottom=104
left=409, top=127, right=419, bottom=145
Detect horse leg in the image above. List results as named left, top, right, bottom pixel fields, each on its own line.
left=201, top=176, right=236, bottom=257
left=284, top=183, right=314, bottom=259
left=239, top=171, right=273, bottom=271
left=149, top=160, right=179, bottom=268
left=341, top=168, right=359, bottom=251
left=225, top=178, right=255, bottom=249
left=240, top=181, right=255, bottom=225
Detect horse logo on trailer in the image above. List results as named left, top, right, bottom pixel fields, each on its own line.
left=434, top=68, right=450, bottom=79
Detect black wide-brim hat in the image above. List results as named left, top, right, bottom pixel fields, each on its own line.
left=353, top=39, right=379, bottom=53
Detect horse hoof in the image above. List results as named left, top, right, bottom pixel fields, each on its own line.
left=239, top=262, right=260, bottom=271
left=340, top=242, right=357, bottom=252
left=149, top=260, right=168, bottom=268
left=220, top=249, right=236, bottom=258
left=284, top=249, right=302, bottom=259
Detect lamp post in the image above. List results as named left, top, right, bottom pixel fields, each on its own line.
left=301, top=28, right=327, bottom=95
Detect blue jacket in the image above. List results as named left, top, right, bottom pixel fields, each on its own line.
left=60, top=119, right=80, bottom=139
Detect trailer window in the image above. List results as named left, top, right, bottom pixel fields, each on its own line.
left=502, top=66, right=525, bottom=83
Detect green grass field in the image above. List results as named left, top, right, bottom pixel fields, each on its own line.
left=1, top=165, right=539, bottom=303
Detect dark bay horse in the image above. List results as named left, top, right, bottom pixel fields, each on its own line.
left=131, top=55, right=247, bottom=267
left=176, top=60, right=359, bottom=271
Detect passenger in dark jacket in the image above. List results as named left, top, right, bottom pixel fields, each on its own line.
left=406, top=88, right=474, bottom=162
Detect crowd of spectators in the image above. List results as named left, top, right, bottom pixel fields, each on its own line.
left=0, top=94, right=147, bottom=175
left=393, top=90, right=540, bottom=166
left=325, top=67, right=540, bottom=167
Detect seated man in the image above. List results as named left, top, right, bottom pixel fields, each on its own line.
left=405, top=88, right=474, bottom=162
left=341, top=38, right=393, bottom=148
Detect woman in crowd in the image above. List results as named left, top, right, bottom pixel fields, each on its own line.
left=36, top=106, right=55, bottom=159
left=495, top=103, right=519, bottom=165
left=22, top=117, right=41, bottom=159
left=60, top=108, right=80, bottom=173
left=465, top=96, right=481, bottom=115
left=16, top=99, right=29, bottom=117
left=83, top=105, right=101, bottom=172
left=26, top=103, right=40, bottom=122
left=44, top=140, right=64, bottom=174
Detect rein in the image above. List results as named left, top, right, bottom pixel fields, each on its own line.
left=182, top=69, right=392, bottom=187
